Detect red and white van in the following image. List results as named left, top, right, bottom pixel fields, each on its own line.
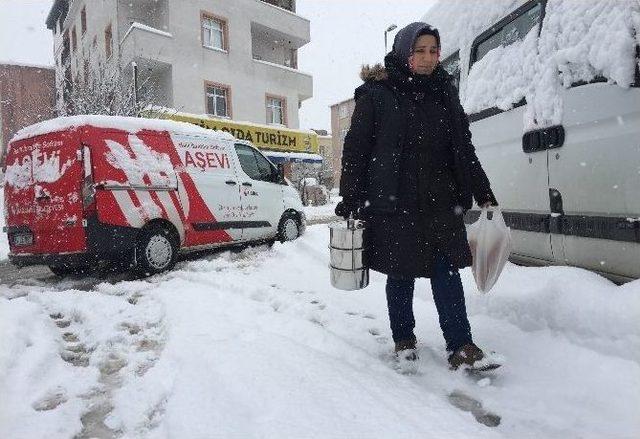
left=2, top=115, right=306, bottom=276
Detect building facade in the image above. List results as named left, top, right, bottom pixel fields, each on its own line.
left=329, top=97, right=355, bottom=188
left=46, top=0, right=312, bottom=129
left=0, top=64, right=56, bottom=166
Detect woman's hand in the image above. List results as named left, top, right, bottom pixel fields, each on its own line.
left=480, top=201, right=495, bottom=209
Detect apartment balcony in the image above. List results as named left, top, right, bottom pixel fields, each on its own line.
left=251, top=0, right=310, bottom=49
left=120, top=22, right=174, bottom=66
left=128, top=61, right=174, bottom=109
left=118, top=0, right=169, bottom=34
left=251, top=56, right=312, bottom=102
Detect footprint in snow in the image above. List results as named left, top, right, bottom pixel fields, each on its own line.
left=120, top=322, right=141, bottom=335
left=310, top=300, right=326, bottom=310
left=32, top=387, right=68, bottom=411
left=62, top=332, right=79, bottom=342
left=128, top=292, right=144, bottom=305
left=99, top=352, right=128, bottom=376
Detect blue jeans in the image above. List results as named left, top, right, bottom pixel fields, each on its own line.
left=385, top=251, right=473, bottom=352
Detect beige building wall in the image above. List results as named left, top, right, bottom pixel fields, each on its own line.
left=329, top=97, right=355, bottom=190
left=46, top=0, right=312, bottom=129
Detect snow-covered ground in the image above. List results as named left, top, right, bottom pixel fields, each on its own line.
left=303, top=194, right=341, bottom=223
left=1, top=220, right=639, bottom=438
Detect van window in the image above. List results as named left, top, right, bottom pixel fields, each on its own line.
left=235, top=144, right=275, bottom=182
left=471, top=1, right=542, bottom=67
left=441, top=51, right=460, bottom=90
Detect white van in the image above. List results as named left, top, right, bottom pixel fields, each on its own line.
left=3, top=115, right=305, bottom=276
left=424, top=0, right=640, bottom=283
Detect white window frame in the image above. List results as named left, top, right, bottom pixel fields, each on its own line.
left=206, top=84, right=229, bottom=118
left=266, top=96, right=284, bottom=125
left=202, top=16, right=225, bottom=50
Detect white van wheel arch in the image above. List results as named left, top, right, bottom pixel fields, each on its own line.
left=278, top=212, right=300, bottom=242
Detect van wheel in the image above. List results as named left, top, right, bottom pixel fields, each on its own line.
left=135, top=225, right=178, bottom=276
left=49, top=264, right=91, bottom=277
left=278, top=212, right=300, bottom=242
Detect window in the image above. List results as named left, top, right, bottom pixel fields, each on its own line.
left=104, top=23, right=113, bottom=59
left=441, top=51, right=460, bottom=90
left=205, top=82, right=230, bottom=117
left=266, top=95, right=286, bottom=125
left=81, top=6, right=87, bottom=35
left=235, top=144, right=276, bottom=182
left=201, top=13, right=227, bottom=51
left=71, top=26, right=77, bottom=51
left=471, top=1, right=542, bottom=67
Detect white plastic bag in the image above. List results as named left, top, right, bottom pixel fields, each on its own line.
left=466, top=207, right=512, bottom=293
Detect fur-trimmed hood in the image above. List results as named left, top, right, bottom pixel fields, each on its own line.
left=360, top=63, right=388, bottom=82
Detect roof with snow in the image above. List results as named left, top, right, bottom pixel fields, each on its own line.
left=10, top=115, right=236, bottom=144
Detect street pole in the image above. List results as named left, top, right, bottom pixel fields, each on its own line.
left=384, top=24, right=397, bottom=56
left=132, top=61, right=138, bottom=116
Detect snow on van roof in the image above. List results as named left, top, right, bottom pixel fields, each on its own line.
left=423, top=0, right=640, bottom=129
left=422, top=0, right=525, bottom=60
left=10, top=114, right=236, bottom=144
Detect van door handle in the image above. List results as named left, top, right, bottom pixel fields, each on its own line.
left=225, top=180, right=237, bottom=185
left=242, top=182, right=252, bottom=187
left=522, top=125, right=565, bottom=153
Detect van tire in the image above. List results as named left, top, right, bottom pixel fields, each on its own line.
left=135, top=224, right=178, bottom=276
left=277, top=212, right=300, bottom=242
left=49, top=264, right=91, bottom=277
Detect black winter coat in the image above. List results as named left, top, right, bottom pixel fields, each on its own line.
left=339, top=56, right=497, bottom=278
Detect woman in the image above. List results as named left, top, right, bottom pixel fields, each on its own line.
left=336, top=22, right=499, bottom=370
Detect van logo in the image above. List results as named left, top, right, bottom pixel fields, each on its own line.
left=5, top=145, right=74, bottom=190
left=183, top=151, right=230, bottom=170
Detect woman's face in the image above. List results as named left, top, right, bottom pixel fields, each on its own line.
left=409, top=34, right=440, bottom=75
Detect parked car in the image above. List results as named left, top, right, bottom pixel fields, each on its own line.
left=425, top=0, right=640, bottom=283
left=2, top=115, right=306, bottom=276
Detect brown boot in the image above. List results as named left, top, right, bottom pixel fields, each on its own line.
left=448, top=343, right=485, bottom=370
left=395, top=337, right=418, bottom=361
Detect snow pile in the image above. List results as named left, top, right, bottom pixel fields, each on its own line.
left=424, top=0, right=640, bottom=128
left=10, top=115, right=235, bottom=144
left=464, top=263, right=640, bottom=363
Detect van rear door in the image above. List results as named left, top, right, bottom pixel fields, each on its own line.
left=4, top=130, right=86, bottom=255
